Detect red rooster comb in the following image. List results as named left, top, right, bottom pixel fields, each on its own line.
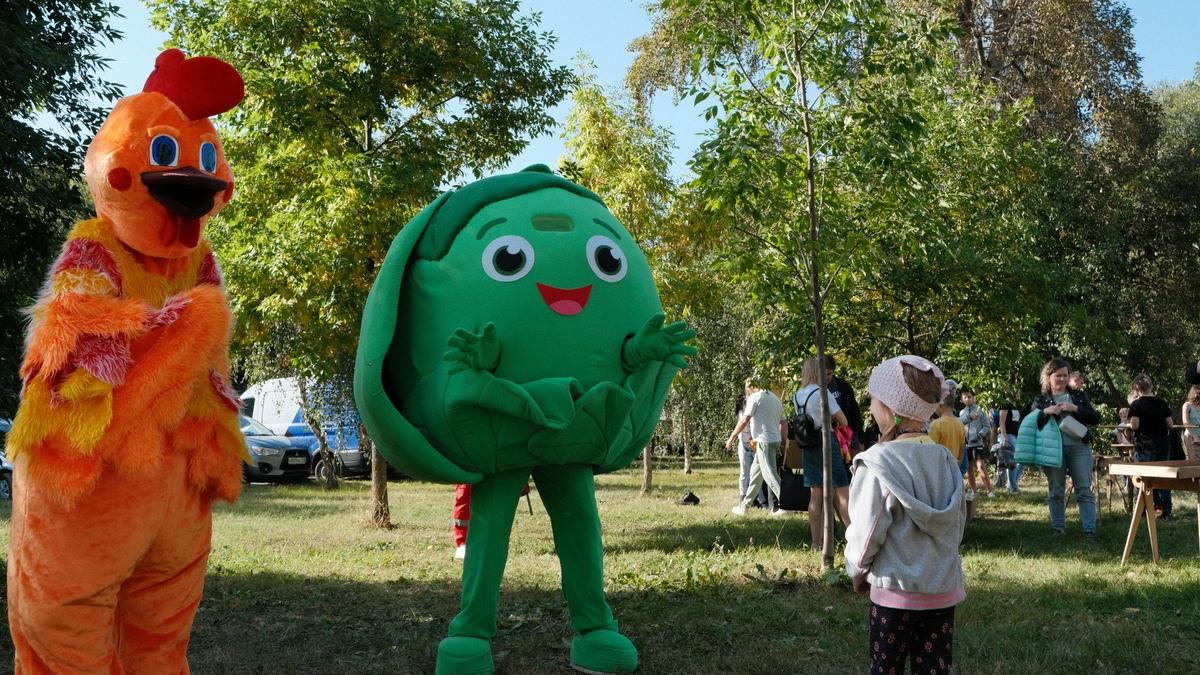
left=142, top=48, right=244, bottom=121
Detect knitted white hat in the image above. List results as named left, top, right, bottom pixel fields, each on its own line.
left=867, top=355, right=947, bottom=422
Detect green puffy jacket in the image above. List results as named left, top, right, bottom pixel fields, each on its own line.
left=1014, top=411, right=1063, bottom=468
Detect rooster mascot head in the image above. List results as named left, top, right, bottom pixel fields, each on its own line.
left=84, top=48, right=244, bottom=259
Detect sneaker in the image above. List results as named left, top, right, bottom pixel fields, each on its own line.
left=1052, top=528, right=1065, bottom=536
left=1085, top=532, right=1097, bottom=543
left=1008, top=489, right=1019, bottom=494
left=730, top=504, right=747, bottom=516
left=453, top=545, right=466, bottom=560
left=987, top=492, right=996, bottom=498
left=1159, top=513, right=1176, bottom=521
left=770, top=509, right=790, bottom=517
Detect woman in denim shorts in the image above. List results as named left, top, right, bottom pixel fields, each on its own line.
left=793, top=357, right=851, bottom=549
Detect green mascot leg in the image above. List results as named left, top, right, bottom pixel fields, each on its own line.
left=532, top=464, right=638, bottom=674
left=438, top=468, right=530, bottom=675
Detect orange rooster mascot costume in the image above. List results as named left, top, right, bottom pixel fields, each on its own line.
left=5, top=49, right=248, bottom=673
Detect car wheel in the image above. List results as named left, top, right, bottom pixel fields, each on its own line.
left=0, top=472, right=12, bottom=501
left=313, top=457, right=337, bottom=484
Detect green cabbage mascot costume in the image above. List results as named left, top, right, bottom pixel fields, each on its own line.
left=355, top=165, right=695, bottom=674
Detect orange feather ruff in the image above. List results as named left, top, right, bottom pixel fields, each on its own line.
left=6, top=52, right=249, bottom=508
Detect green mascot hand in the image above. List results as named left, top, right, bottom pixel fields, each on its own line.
left=444, top=323, right=501, bottom=374
left=622, top=313, right=698, bottom=371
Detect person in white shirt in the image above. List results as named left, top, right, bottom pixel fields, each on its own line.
left=725, top=378, right=787, bottom=516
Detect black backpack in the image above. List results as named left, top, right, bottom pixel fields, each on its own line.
left=788, top=388, right=821, bottom=449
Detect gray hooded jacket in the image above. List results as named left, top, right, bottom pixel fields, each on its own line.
left=845, top=438, right=966, bottom=596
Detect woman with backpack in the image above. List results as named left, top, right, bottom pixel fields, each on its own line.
left=846, top=355, right=965, bottom=674
left=1033, top=358, right=1101, bottom=539
left=792, top=357, right=851, bottom=549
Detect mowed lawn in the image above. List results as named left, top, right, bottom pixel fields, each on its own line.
left=2, top=459, right=1199, bottom=674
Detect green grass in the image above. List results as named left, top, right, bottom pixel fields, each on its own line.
left=2, top=459, right=1199, bottom=673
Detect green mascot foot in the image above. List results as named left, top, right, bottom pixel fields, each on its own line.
left=436, top=636, right=494, bottom=675
left=570, top=630, right=638, bottom=674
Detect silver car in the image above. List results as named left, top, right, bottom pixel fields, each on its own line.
left=241, top=416, right=311, bottom=482
left=1, top=419, right=13, bottom=500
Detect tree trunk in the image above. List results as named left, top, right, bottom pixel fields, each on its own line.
left=361, top=425, right=391, bottom=529
left=640, top=439, right=654, bottom=496
left=793, top=0, right=835, bottom=571
left=297, top=377, right=338, bottom=490
left=682, top=423, right=693, bottom=474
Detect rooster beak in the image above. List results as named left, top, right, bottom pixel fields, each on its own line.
left=140, top=167, right=228, bottom=219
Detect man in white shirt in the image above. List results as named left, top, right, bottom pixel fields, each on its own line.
left=725, top=378, right=787, bottom=516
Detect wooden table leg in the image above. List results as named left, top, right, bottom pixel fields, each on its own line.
left=1122, top=486, right=1147, bottom=566
left=1144, top=480, right=1160, bottom=564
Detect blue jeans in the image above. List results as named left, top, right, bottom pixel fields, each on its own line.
left=995, top=434, right=1023, bottom=491
left=1135, top=439, right=1173, bottom=516
left=1043, top=444, right=1096, bottom=534
left=738, top=439, right=754, bottom=497
left=737, top=440, right=769, bottom=506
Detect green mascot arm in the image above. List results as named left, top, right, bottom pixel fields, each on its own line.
left=621, top=314, right=697, bottom=372
left=354, top=195, right=483, bottom=484
left=355, top=351, right=483, bottom=484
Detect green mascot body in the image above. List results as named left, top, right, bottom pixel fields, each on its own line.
left=355, top=165, right=695, bottom=674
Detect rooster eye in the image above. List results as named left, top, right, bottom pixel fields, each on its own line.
left=200, top=142, right=218, bottom=172
left=149, top=135, right=179, bottom=167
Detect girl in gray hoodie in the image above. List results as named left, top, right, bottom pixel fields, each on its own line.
left=846, top=355, right=966, bottom=675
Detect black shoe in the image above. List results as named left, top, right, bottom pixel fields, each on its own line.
left=1158, top=513, right=1176, bottom=521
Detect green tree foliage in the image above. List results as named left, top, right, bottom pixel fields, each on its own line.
left=0, top=1, right=122, bottom=416
left=559, top=66, right=761, bottom=466
left=148, top=0, right=571, bottom=390
left=940, top=0, right=1148, bottom=145
left=150, top=0, right=571, bottom=515
left=1100, top=71, right=1200, bottom=405
left=633, top=0, right=962, bottom=567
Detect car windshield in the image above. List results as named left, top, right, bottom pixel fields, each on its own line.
left=240, top=416, right=274, bottom=437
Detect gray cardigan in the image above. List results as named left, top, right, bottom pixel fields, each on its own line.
left=845, top=439, right=966, bottom=596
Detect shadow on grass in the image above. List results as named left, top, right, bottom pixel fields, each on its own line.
left=3, top=547, right=1199, bottom=673
left=176, top=566, right=873, bottom=674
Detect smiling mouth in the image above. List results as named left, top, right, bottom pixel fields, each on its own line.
left=536, top=283, right=592, bottom=316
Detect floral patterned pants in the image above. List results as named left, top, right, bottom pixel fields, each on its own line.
left=869, top=602, right=955, bottom=675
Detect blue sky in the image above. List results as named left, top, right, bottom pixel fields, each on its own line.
left=92, top=0, right=1200, bottom=178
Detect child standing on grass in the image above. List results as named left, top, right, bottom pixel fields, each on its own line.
left=958, top=388, right=995, bottom=498
left=846, top=355, right=966, bottom=675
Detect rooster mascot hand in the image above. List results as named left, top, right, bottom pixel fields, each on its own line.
left=5, top=49, right=248, bottom=674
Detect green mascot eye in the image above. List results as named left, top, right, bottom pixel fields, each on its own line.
left=482, top=235, right=535, bottom=282
left=586, top=235, right=626, bottom=282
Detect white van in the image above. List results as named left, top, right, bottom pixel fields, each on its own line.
left=239, top=377, right=368, bottom=478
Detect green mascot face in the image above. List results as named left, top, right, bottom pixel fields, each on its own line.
left=355, top=165, right=694, bottom=481
left=404, top=186, right=661, bottom=390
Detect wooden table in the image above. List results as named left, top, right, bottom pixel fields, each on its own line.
left=1107, top=460, right=1200, bottom=564
left=1100, top=443, right=1135, bottom=513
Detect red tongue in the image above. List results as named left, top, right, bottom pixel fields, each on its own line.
left=159, top=215, right=201, bottom=248
left=160, top=216, right=178, bottom=246
left=179, top=218, right=201, bottom=247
